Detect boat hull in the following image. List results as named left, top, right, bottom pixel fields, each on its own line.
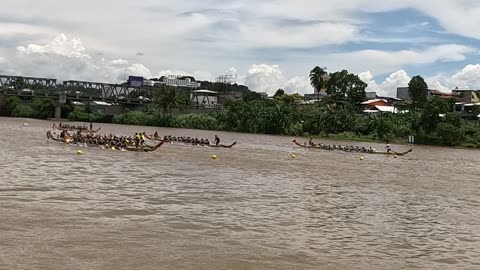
left=143, top=133, right=237, bottom=148
left=52, top=124, right=101, bottom=134
left=291, top=140, right=412, bottom=156
left=46, top=131, right=163, bottom=152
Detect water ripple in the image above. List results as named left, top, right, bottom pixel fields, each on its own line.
left=1, top=118, right=480, bottom=269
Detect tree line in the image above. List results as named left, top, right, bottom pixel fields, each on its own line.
left=1, top=67, right=480, bottom=148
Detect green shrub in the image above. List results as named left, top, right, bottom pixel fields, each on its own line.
left=113, top=111, right=148, bottom=125
left=171, top=114, right=220, bottom=130
left=436, top=123, right=465, bottom=146
left=31, top=98, right=54, bottom=119
left=12, top=104, right=35, bottom=118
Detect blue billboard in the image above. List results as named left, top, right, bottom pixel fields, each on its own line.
left=128, top=76, right=144, bottom=87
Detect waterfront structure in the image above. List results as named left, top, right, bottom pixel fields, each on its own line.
left=154, top=75, right=201, bottom=88
left=190, top=90, right=219, bottom=108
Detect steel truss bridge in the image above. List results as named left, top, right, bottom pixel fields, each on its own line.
left=0, top=74, right=153, bottom=104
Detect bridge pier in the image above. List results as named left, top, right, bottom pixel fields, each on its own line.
left=52, top=95, right=66, bottom=120
left=54, top=103, right=62, bottom=119
left=52, top=100, right=63, bottom=119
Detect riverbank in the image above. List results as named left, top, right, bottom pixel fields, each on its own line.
left=12, top=116, right=479, bottom=150
left=3, top=92, right=480, bottom=149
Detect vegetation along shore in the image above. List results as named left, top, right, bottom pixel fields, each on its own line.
left=1, top=67, right=479, bottom=148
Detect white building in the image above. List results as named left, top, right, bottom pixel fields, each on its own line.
left=155, top=75, right=201, bottom=88
left=143, top=79, right=155, bottom=86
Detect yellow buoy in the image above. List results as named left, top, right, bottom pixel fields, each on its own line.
left=394, top=155, right=398, bottom=158
left=77, top=150, right=83, bottom=155
left=360, top=156, right=364, bottom=160
left=212, top=155, right=217, bottom=160
left=291, top=154, right=296, bottom=159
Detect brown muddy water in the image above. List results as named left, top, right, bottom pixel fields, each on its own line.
left=1, top=117, right=479, bottom=270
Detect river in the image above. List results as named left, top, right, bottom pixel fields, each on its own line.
left=1, top=117, right=479, bottom=270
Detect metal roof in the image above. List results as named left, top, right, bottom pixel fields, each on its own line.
left=361, top=99, right=388, bottom=105
left=192, top=90, right=218, bottom=94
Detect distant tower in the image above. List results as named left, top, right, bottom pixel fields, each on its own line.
left=216, top=74, right=237, bottom=84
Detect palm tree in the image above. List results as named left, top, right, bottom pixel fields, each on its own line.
left=309, top=66, right=328, bottom=102
left=154, top=86, right=188, bottom=116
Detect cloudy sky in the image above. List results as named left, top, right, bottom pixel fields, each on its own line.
left=2, top=0, right=480, bottom=96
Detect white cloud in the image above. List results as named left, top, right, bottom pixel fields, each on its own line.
left=416, top=0, right=480, bottom=40
left=283, top=76, right=311, bottom=95
left=224, top=67, right=237, bottom=75
left=361, top=65, right=480, bottom=97
left=424, top=64, right=480, bottom=92
left=240, top=65, right=313, bottom=95
left=450, top=64, right=480, bottom=89
left=243, top=64, right=285, bottom=95
left=0, top=22, right=53, bottom=37
left=1, top=34, right=150, bottom=82
left=2, top=0, right=480, bottom=83
left=360, top=70, right=411, bottom=97
left=251, top=0, right=480, bottom=41
left=157, top=70, right=190, bottom=78
left=121, top=64, right=151, bottom=80
left=110, top=59, right=129, bottom=66
left=16, top=33, right=89, bottom=58
left=192, top=71, right=213, bottom=82
left=324, top=44, right=475, bottom=74
left=4, top=33, right=480, bottom=100
left=237, top=21, right=359, bottom=48
left=358, top=71, right=381, bottom=93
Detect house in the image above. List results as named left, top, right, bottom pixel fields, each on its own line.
left=363, top=105, right=399, bottom=114
left=449, top=89, right=480, bottom=118
left=361, top=99, right=399, bottom=114
left=429, top=89, right=457, bottom=100
left=361, top=99, right=390, bottom=107
left=451, top=89, right=480, bottom=103
left=396, top=87, right=457, bottom=100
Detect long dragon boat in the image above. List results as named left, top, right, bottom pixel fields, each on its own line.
left=52, top=123, right=101, bottom=134
left=292, top=139, right=412, bottom=156
left=143, top=132, right=237, bottom=148
left=47, top=130, right=164, bottom=152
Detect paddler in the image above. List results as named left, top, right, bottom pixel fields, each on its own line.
left=386, top=142, right=392, bottom=153
left=134, top=133, right=140, bottom=148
